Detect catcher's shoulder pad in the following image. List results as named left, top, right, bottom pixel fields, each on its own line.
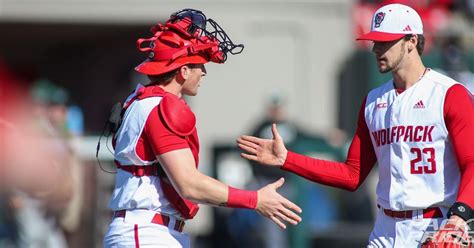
left=159, top=93, right=196, bottom=136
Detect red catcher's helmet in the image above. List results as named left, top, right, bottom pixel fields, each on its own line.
left=135, top=9, right=244, bottom=75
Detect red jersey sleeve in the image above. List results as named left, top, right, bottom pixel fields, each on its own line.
left=144, top=106, right=190, bottom=156
left=282, top=98, right=377, bottom=191
left=444, top=84, right=474, bottom=208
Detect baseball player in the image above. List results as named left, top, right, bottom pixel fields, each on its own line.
left=103, top=9, right=302, bottom=248
left=237, top=4, right=474, bottom=247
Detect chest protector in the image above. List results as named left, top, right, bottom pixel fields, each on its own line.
left=114, top=85, right=199, bottom=219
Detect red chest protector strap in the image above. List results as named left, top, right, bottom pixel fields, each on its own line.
left=116, top=85, right=199, bottom=219
left=115, top=162, right=199, bottom=219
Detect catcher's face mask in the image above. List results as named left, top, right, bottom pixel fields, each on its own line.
left=167, top=9, right=244, bottom=63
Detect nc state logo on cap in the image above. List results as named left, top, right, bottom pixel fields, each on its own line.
left=357, top=4, right=423, bottom=42
left=374, top=12, right=385, bottom=28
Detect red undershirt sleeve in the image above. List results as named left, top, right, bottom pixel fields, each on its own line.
left=444, top=84, right=474, bottom=209
left=145, top=106, right=190, bottom=156
left=281, top=98, right=377, bottom=191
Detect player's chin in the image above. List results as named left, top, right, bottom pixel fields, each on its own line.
left=183, top=90, right=198, bottom=96
left=378, top=65, right=391, bottom=74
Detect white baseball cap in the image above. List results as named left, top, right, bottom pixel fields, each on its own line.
left=357, top=4, right=423, bottom=42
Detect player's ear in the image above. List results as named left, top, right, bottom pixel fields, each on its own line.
left=178, top=65, right=190, bottom=80
left=407, top=35, right=417, bottom=53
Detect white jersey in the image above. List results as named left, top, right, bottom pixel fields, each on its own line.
left=108, top=88, right=180, bottom=217
left=364, top=69, right=461, bottom=211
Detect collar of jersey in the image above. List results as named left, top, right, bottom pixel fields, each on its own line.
left=136, top=85, right=167, bottom=100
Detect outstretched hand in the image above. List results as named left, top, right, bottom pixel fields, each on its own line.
left=237, top=123, right=288, bottom=167
left=256, top=177, right=302, bottom=229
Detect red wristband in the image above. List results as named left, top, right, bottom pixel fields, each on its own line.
left=226, top=186, right=258, bottom=209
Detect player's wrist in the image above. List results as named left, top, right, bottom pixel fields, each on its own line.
left=226, top=186, right=257, bottom=209
left=448, top=202, right=473, bottom=222
left=280, top=150, right=295, bottom=169
left=277, top=150, right=288, bottom=167
left=448, top=202, right=474, bottom=232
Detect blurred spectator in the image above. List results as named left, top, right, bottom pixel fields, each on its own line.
left=242, top=92, right=297, bottom=248
left=232, top=91, right=344, bottom=248
left=0, top=62, right=64, bottom=247
left=0, top=67, right=84, bottom=248
left=249, top=91, right=297, bottom=185
left=29, top=79, right=85, bottom=246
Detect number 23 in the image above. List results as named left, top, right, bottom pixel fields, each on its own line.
left=410, top=147, right=437, bottom=174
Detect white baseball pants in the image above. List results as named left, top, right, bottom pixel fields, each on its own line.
left=104, top=209, right=190, bottom=248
